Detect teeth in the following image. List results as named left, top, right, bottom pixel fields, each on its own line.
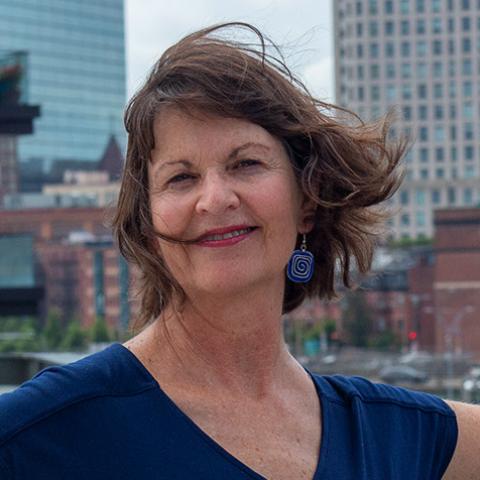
left=203, top=228, right=251, bottom=241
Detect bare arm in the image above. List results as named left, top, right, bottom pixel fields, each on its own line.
left=442, top=400, right=480, bottom=479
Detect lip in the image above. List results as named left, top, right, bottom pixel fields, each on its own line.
left=195, top=225, right=258, bottom=247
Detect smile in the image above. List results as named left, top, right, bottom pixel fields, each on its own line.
left=195, top=227, right=257, bottom=247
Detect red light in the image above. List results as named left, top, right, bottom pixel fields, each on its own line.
left=408, top=331, right=417, bottom=341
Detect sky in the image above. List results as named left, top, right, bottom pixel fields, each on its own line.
left=125, top=0, right=334, bottom=102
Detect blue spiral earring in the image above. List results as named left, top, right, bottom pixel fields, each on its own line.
left=287, top=234, right=314, bottom=283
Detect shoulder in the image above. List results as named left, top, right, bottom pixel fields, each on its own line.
left=312, top=372, right=455, bottom=416
left=441, top=400, right=480, bottom=480
left=310, top=373, right=458, bottom=478
left=0, top=343, right=154, bottom=446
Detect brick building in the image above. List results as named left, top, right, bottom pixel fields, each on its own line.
left=0, top=207, right=138, bottom=330
left=433, top=208, right=480, bottom=359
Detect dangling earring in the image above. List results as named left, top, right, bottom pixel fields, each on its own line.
left=287, top=234, right=314, bottom=283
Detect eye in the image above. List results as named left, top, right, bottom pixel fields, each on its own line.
left=233, top=159, right=261, bottom=169
left=167, top=173, right=195, bottom=185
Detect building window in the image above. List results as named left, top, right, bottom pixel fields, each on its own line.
left=385, top=0, right=394, bottom=13
left=356, top=1, right=363, bottom=14
left=449, top=60, right=456, bottom=77
left=464, top=123, right=474, bottom=140
left=462, top=0, right=470, bottom=9
left=420, top=168, right=428, bottom=179
left=463, top=103, right=473, bottom=119
left=463, top=81, right=472, bottom=96
left=370, top=43, right=380, bottom=58
left=358, top=86, right=364, bottom=100
left=385, top=21, right=394, bottom=35
left=448, top=39, right=455, bottom=55
left=401, top=42, right=411, bottom=57
left=416, top=211, right=426, bottom=227
left=415, top=189, right=426, bottom=205
left=419, top=148, right=428, bottom=162
left=402, top=84, right=412, bottom=99
left=419, top=126, right=428, bottom=141
left=400, top=0, right=409, bottom=13
left=400, top=190, right=409, bottom=205
left=434, top=128, right=444, bottom=143
left=416, top=0, right=425, bottom=13
left=370, top=64, right=380, bottom=79
left=416, top=40, right=427, bottom=56
left=370, top=21, right=379, bottom=36
left=418, top=105, right=428, bottom=120
left=462, top=38, right=472, bottom=53
left=369, top=0, right=378, bottom=14
left=403, top=105, right=412, bottom=120
left=451, top=167, right=458, bottom=179
left=448, top=18, right=455, bottom=33
left=417, top=62, right=427, bottom=78
left=386, top=63, right=395, bottom=78
left=357, top=44, right=364, bottom=58
left=450, top=125, right=456, bottom=140
left=433, top=61, right=443, bottom=76
left=464, top=165, right=475, bottom=179
left=416, top=19, right=426, bottom=34
left=462, top=17, right=471, bottom=31
left=465, top=145, right=474, bottom=160
left=448, top=187, right=456, bottom=204
left=371, top=85, right=380, bottom=101
left=432, top=0, right=441, bottom=12
left=433, top=83, right=443, bottom=98
left=401, top=20, right=410, bottom=35
left=432, top=18, right=442, bottom=34
left=401, top=213, right=410, bottom=226
left=462, top=59, right=472, bottom=75
left=450, top=104, right=456, bottom=119
left=418, top=83, right=428, bottom=98
left=432, top=189, right=441, bottom=205
left=464, top=188, right=473, bottom=205
left=436, top=168, right=444, bottom=179
left=386, top=85, right=397, bottom=101
left=357, top=23, right=363, bottom=36
left=434, top=105, right=443, bottom=119
left=435, top=146, right=444, bottom=161
left=451, top=146, right=457, bottom=161
left=401, top=63, right=411, bottom=78
left=432, top=40, right=442, bottom=55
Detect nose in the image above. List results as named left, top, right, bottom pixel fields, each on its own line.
left=195, top=171, right=240, bottom=215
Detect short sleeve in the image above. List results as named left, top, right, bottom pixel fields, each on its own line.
left=434, top=402, right=458, bottom=478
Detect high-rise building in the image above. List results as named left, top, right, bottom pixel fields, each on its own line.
left=0, top=0, right=126, bottom=175
left=333, top=0, right=480, bottom=240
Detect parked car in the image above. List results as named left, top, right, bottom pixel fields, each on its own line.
left=379, top=365, right=429, bottom=384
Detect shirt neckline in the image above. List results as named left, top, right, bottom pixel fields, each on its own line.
left=111, top=342, right=330, bottom=480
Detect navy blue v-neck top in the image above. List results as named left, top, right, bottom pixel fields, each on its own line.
left=0, top=343, right=457, bottom=479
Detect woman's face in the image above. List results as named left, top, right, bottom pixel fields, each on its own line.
left=148, top=108, right=311, bottom=298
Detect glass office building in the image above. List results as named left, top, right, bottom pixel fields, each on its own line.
left=0, top=0, right=126, bottom=171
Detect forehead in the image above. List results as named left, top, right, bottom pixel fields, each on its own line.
left=151, top=107, right=282, bottom=159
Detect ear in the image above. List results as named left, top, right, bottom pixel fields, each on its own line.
left=298, top=196, right=316, bottom=234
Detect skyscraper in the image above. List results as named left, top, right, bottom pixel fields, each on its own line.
left=0, top=0, right=126, bottom=175
left=334, top=0, right=479, bottom=240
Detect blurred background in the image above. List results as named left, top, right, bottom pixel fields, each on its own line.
left=0, top=0, right=479, bottom=403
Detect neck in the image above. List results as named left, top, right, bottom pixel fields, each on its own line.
left=137, top=279, right=298, bottom=398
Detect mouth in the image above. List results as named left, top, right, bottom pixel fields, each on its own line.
left=195, top=226, right=258, bottom=245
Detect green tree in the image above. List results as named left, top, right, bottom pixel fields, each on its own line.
left=61, top=321, right=88, bottom=351
left=342, top=290, right=373, bottom=348
left=90, top=316, right=111, bottom=343
left=43, top=309, right=64, bottom=351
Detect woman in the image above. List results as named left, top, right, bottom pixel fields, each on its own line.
left=0, top=23, right=477, bottom=479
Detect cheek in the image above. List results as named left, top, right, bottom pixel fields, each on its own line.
left=150, top=196, right=190, bottom=236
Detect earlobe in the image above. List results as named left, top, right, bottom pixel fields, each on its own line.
left=299, top=198, right=316, bottom=234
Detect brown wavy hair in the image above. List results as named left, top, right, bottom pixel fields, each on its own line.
left=112, top=22, right=405, bottom=331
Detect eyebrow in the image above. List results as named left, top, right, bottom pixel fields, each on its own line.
left=151, top=142, right=271, bottom=179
